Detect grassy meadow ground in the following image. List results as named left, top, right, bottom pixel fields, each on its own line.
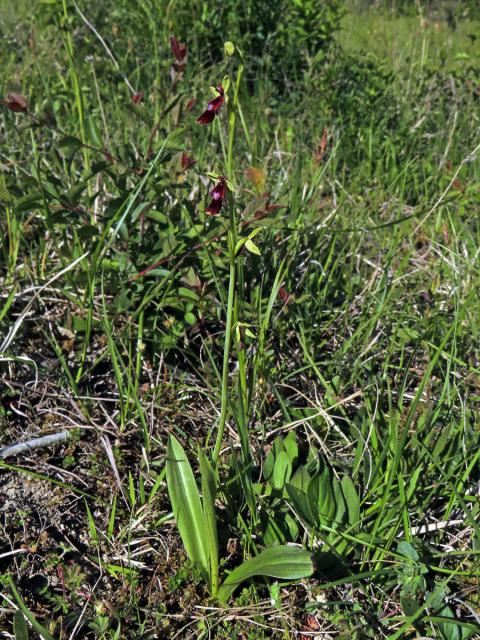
left=0, top=1, right=479, bottom=638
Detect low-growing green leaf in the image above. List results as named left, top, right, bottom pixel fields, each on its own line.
left=341, top=475, right=360, bottom=531
left=263, top=447, right=275, bottom=482
left=283, top=432, right=298, bottom=464
left=332, top=478, right=346, bottom=526
left=272, top=451, right=292, bottom=490
left=217, top=545, right=314, bottom=601
left=198, top=447, right=219, bottom=595
left=307, top=465, right=336, bottom=528
left=286, top=484, right=315, bottom=527
left=289, top=465, right=311, bottom=493
left=166, top=435, right=209, bottom=580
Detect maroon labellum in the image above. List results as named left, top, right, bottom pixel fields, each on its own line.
left=206, top=176, right=227, bottom=215
left=132, top=92, right=144, bottom=105
left=197, top=85, right=225, bottom=125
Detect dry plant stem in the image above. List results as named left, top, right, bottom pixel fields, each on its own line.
left=0, top=431, right=69, bottom=459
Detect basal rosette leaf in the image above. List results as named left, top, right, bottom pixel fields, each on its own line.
left=166, top=435, right=209, bottom=581
left=217, top=545, right=314, bottom=602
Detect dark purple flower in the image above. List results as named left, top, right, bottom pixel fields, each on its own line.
left=206, top=176, right=227, bottom=215
left=197, top=85, right=225, bottom=125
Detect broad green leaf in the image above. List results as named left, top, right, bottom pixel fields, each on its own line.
left=86, top=115, right=102, bottom=147
left=272, top=451, right=292, bottom=490
left=58, top=135, right=83, bottom=151
left=285, top=484, right=315, bottom=528
left=166, top=435, right=209, bottom=580
left=263, top=448, right=275, bottom=482
left=217, top=545, right=314, bottom=602
left=397, top=541, right=419, bottom=562
left=184, top=311, right=197, bottom=325
left=198, top=447, right=219, bottom=595
left=272, top=435, right=285, bottom=457
left=14, top=191, right=43, bottom=213
left=341, top=475, right=360, bottom=531
left=263, top=514, right=287, bottom=546
left=283, top=432, right=298, bottom=464
left=289, top=465, right=311, bottom=493
left=0, top=184, right=13, bottom=202
left=436, top=606, right=463, bottom=640
left=307, top=466, right=335, bottom=527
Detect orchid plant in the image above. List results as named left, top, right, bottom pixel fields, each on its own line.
left=165, top=41, right=314, bottom=601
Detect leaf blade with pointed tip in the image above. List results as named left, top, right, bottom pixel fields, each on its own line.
left=217, top=545, right=314, bottom=602
left=245, top=238, right=261, bottom=255
left=166, top=435, right=209, bottom=580
left=341, top=475, right=360, bottom=532
left=198, top=447, right=219, bottom=595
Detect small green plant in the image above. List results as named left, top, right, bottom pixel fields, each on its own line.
left=395, top=540, right=429, bottom=616
left=164, top=42, right=315, bottom=601
left=166, top=434, right=314, bottom=600
left=286, top=457, right=361, bottom=554
left=263, top=431, right=299, bottom=491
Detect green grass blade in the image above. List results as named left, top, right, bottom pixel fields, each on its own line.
left=8, top=577, right=55, bottom=640
left=13, top=612, right=29, bottom=640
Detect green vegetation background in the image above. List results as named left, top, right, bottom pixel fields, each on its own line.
left=0, top=0, right=479, bottom=638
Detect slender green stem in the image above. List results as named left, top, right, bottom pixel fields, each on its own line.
left=212, top=65, right=244, bottom=466
left=212, top=235, right=236, bottom=466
